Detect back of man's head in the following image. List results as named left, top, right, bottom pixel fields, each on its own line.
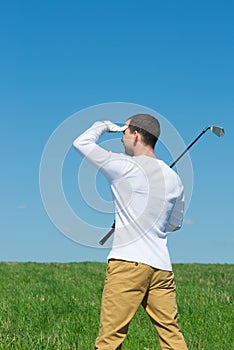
left=128, top=114, right=160, bottom=149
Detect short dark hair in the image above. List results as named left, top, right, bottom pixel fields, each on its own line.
left=128, top=114, right=160, bottom=149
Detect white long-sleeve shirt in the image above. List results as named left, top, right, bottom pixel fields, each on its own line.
left=73, top=121, right=184, bottom=271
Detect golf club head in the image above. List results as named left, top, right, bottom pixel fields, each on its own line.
left=210, top=126, right=225, bottom=137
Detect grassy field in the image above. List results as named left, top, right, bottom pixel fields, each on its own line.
left=0, top=262, right=233, bottom=350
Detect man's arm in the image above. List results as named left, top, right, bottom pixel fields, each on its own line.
left=73, top=121, right=109, bottom=160
left=165, top=187, right=184, bottom=232
left=73, top=121, right=130, bottom=181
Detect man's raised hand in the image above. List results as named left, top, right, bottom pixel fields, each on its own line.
left=103, top=121, right=128, bottom=133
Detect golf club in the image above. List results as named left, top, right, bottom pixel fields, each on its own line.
left=99, top=125, right=225, bottom=245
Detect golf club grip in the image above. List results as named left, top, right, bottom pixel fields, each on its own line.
left=99, top=221, right=116, bottom=245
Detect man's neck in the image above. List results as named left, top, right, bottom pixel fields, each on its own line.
left=133, top=145, right=157, bottom=159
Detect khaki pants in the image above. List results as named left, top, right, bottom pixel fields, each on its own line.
left=95, top=260, right=187, bottom=350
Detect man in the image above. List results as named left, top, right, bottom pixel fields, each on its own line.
left=73, top=114, right=188, bottom=350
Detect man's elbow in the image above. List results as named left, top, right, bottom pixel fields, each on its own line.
left=73, top=137, right=82, bottom=150
left=165, top=221, right=183, bottom=233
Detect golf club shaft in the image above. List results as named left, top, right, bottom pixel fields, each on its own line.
left=169, top=127, right=210, bottom=168
left=99, top=126, right=211, bottom=245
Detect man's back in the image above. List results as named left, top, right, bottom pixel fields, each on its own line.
left=107, top=154, right=184, bottom=270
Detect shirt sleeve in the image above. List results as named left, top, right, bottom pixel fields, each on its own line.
left=73, top=121, right=133, bottom=182
left=165, top=182, right=184, bottom=232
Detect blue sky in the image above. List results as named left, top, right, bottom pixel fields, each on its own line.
left=1, top=0, right=233, bottom=264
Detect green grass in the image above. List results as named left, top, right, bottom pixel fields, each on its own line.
left=0, top=262, right=233, bottom=349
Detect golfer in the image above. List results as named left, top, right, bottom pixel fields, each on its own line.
left=73, top=114, right=188, bottom=350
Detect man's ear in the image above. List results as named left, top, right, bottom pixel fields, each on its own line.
left=133, top=130, right=140, bottom=145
